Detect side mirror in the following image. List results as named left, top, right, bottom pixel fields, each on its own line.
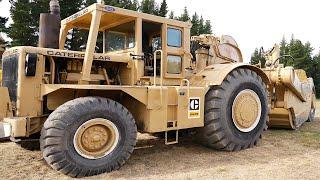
left=25, top=53, right=38, bottom=76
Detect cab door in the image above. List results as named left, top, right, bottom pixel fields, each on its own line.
left=161, top=24, right=190, bottom=80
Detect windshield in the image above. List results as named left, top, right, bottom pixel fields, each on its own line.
left=105, top=21, right=135, bottom=52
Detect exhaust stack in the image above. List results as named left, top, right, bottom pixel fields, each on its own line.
left=50, top=0, right=61, bottom=17
left=38, top=0, right=61, bottom=49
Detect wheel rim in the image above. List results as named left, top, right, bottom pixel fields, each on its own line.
left=232, top=89, right=262, bottom=132
left=73, top=118, right=119, bottom=159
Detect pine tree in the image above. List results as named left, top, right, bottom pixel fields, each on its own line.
left=198, top=16, right=205, bottom=34
left=128, top=0, right=139, bottom=11
left=312, top=54, right=320, bottom=97
left=0, top=0, right=8, bottom=35
left=153, top=3, right=160, bottom=16
left=0, top=36, right=4, bottom=45
left=158, top=0, right=168, bottom=17
left=287, top=38, right=313, bottom=75
left=103, top=0, right=138, bottom=10
left=280, top=37, right=287, bottom=54
left=8, top=0, right=83, bottom=48
left=0, top=17, right=7, bottom=39
left=84, top=0, right=97, bottom=6
left=168, top=11, right=174, bottom=19
left=104, top=0, right=120, bottom=6
left=253, top=36, right=318, bottom=95
left=279, top=36, right=289, bottom=63
left=58, top=0, right=83, bottom=19
left=140, top=0, right=158, bottom=15
left=178, top=7, right=190, bottom=22
left=203, top=20, right=212, bottom=34
left=59, top=0, right=86, bottom=50
left=8, top=0, right=37, bottom=46
left=250, top=48, right=266, bottom=67
left=190, top=12, right=199, bottom=36
left=250, top=48, right=260, bottom=65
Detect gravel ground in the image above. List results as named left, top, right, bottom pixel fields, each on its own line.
left=0, top=102, right=319, bottom=180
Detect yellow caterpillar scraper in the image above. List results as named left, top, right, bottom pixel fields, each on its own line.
left=0, top=0, right=316, bottom=177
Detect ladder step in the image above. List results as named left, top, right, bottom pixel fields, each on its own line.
left=165, top=130, right=178, bottom=145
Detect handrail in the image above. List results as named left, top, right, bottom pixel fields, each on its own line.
left=153, top=50, right=164, bottom=107
left=153, top=50, right=163, bottom=87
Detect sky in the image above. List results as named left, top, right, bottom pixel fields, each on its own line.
left=1, top=0, right=320, bottom=62
left=160, top=0, right=320, bottom=61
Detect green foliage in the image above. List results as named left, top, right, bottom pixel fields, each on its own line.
left=158, top=0, right=168, bottom=17
left=284, top=37, right=319, bottom=97
left=103, top=0, right=126, bottom=7
left=85, top=0, right=97, bottom=6
left=168, top=11, right=174, bottom=19
left=203, top=20, right=212, bottom=34
left=140, top=0, right=158, bottom=15
left=185, top=11, right=213, bottom=36
left=128, top=0, right=139, bottom=11
left=198, top=16, right=204, bottom=34
left=8, top=0, right=37, bottom=46
left=190, top=12, right=199, bottom=36
left=312, top=54, right=320, bottom=97
left=279, top=36, right=314, bottom=76
left=5, top=0, right=213, bottom=49
left=0, top=16, right=7, bottom=45
left=0, top=0, right=7, bottom=45
left=0, top=0, right=6, bottom=31
left=250, top=48, right=266, bottom=67
left=103, top=0, right=139, bottom=11
left=0, top=16, right=8, bottom=33
left=7, top=0, right=83, bottom=47
left=280, top=36, right=289, bottom=57
left=0, top=37, right=4, bottom=45
left=178, top=7, right=190, bottom=22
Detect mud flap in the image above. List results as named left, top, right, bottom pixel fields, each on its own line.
left=0, top=87, right=12, bottom=121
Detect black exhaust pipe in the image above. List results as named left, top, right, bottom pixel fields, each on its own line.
left=38, top=0, right=61, bottom=49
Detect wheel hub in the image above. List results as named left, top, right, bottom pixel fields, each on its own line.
left=232, top=89, right=261, bottom=132
left=74, top=118, right=119, bottom=159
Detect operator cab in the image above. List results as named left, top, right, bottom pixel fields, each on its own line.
left=100, top=17, right=187, bottom=80
left=59, top=4, right=192, bottom=86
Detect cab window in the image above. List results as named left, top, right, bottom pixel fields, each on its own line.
left=167, top=28, right=182, bottom=47
left=167, top=55, right=182, bottom=74
left=105, top=21, right=135, bottom=52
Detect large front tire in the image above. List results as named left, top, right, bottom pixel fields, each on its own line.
left=196, top=69, right=268, bottom=151
left=40, top=97, right=137, bottom=178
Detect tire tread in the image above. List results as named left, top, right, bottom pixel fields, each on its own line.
left=196, top=68, right=268, bottom=152
left=40, top=97, right=137, bottom=178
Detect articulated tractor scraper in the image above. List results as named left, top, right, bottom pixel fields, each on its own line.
left=262, top=45, right=316, bottom=129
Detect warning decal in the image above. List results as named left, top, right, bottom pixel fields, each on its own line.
left=188, top=97, right=200, bottom=119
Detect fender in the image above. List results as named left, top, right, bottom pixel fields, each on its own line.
left=189, top=63, right=270, bottom=88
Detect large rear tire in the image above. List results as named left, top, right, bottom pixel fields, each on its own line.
left=196, top=69, right=268, bottom=151
left=40, top=97, right=137, bottom=178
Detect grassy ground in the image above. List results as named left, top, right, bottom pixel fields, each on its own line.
left=0, top=102, right=320, bottom=180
